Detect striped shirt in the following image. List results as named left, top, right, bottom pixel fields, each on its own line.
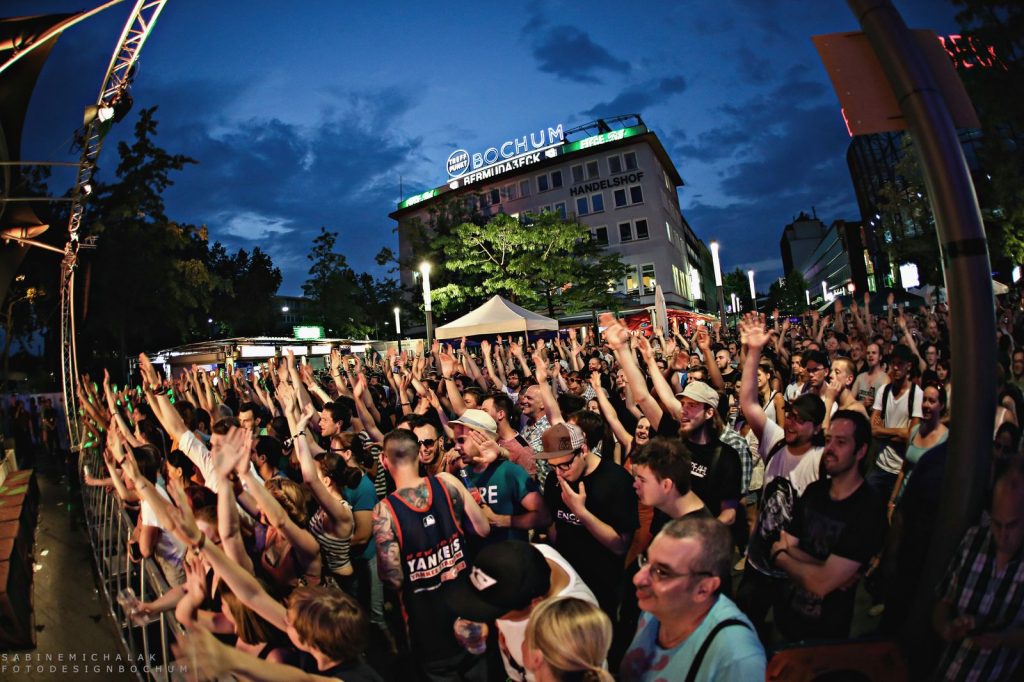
left=935, top=523, right=1024, bottom=681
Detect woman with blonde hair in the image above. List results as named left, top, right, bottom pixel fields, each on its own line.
left=523, top=597, right=613, bottom=682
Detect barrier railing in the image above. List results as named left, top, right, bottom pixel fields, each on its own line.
left=79, top=447, right=183, bottom=682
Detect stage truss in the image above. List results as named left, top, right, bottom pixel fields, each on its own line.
left=60, top=0, right=168, bottom=449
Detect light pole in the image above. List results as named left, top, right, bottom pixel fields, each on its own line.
left=420, top=261, right=433, bottom=348
left=821, top=280, right=828, bottom=302
left=394, top=306, right=402, bottom=354
left=710, top=241, right=726, bottom=325
left=805, top=289, right=811, bottom=306
left=748, top=269, right=756, bottom=312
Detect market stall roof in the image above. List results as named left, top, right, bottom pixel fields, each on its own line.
left=435, top=295, right=558, bottom=340
left=143, top=337, right=376, bottom=367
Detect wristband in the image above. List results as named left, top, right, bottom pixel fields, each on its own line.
left=152, top=386, right=168, bottom=396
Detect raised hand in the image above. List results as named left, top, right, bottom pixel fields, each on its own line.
left=739, top=313, right=770, bottom=350
left=138, top=353, right=160, bottom=388
left=480, top=339, right=491, bottom=357
left=600, top=313, right=629, bottom=351
left=589, top=371, right=602, bottom=391
left=532, top=350, right=549, bottom=382
left=439, top=351, right=458, bottom=379
left=695, top=327, right=712, bottom=351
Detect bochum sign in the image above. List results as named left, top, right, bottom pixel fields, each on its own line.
left=446, top=124, right=565, bottom=180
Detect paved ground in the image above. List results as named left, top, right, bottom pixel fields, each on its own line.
left=1, top=449, right=134, bottom=681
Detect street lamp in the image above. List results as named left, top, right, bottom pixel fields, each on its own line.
left=710, top=241, right=726, bottom=325
left=281, top=306, right=289, bottom=313
left=822, top=280, right=828, bottom=302
left=420, top=261, right=433, bottom=348
left=394, top=306, right=402, bottom=353
left=747, top=269, right=756, bottom=312
left=805, top=289, right=811, bottom=306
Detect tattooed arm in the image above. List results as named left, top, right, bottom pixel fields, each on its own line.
left=373, top=501, right=403, bottom=591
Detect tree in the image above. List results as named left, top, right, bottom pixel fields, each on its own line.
left=431, top=212, right=631, bottom=318
left=767, top=271, right=811, bottom=314
left=303, top=228, right=400, bottom=338
left=722, top=268, right=750, bottom=311
left=78, top=107, right=216, bottom=376
left=951, top=1, right=1024, bottom=265
left=207, top=243, right=282, bottom=336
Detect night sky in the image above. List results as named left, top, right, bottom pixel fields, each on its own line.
left=9, top=0, right=960, bottom=295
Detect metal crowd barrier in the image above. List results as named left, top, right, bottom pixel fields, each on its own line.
left=79, top=447, right=183, bottom=682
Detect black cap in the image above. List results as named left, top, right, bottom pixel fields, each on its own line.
left=446, top=541, right=551, bottom=622
left=790, top=394, right=826, bottom=425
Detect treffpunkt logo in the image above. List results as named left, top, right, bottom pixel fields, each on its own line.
left=447, top=149, right=470, bottom=177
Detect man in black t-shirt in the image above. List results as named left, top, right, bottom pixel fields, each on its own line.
left=538, top=421, right=638, bottom=620
left=770, top=410, right=887, bottom=641
left=656, top=381, right=742, bottom=529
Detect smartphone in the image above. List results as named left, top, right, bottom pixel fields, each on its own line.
left=392, top=366, right=401, bottom=375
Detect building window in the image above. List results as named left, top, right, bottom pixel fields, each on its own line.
left=625, top=267, right=640, bottom=295
left=586, top=161, right=600, bottom=179
left=619, top=221, right=633, bottom=242
left=506, top=183, right=518, bottom=201
left=576, top=197, right=589, bottom=216
left=624, top=151, right=638, bottom=170
left=614, top=188, right=627, bottom=208
left=591, top=193, right=604, bottom=213
left=551, top=170, right=563, bottom=189
left=630, top=185, right=644, bottom=204
left=571, top=164, right=585, bottom=184
left=537, top=174, right=549, bottom=192
left=519, top=179, right=531, bottom=197
left=554, top=202, right=567, bottom=220
left=608, top=155, right=622, bottom=174
left=614, top=185, right=643, bottom=208
left=489, top=188, right=500, bottom=205
left=593, top=226, right=608, bottom=245
left=640, top=263, right=656, bottom=293
left=635, top=219, right=649, bottom=240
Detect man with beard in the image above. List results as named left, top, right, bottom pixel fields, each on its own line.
left=735, top=313, right=827, bottom=637
left=770, top=410, right=886, bottom=641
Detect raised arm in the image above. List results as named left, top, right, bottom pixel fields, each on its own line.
left=532, top=349, right=565, bottom=426
left=591, top=372, right=633, bottom=450
left=738, top=313, right=770, bottom=440
left=638, top=335, right=682, bottom=420
left=602, top=313, right=663, bottom=429
left=439, top=351, right=469, bottom=417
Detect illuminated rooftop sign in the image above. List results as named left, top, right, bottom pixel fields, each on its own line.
left=447, top=124, right=564, bottom=179
left=397, top=188, right=438, bottom=210
left=293, top=325, right=324, bottom=340
left=562, top=125, right=645, bottom=153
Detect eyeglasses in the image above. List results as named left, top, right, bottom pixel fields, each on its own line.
left=418, top=438, right=437, bottom=448
left=551, top=450, right=581, bottom=472
left=637, top=552, right=712, bottom=583
left=805, top=365, right=826, bottom=373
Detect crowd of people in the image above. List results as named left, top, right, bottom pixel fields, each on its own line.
left=78, top=289, right=1024, bottom=681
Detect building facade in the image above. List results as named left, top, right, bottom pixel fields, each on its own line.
left=390, top=116, right=713, bottom=314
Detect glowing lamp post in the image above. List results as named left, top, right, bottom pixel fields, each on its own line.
left=710, top=241, right=727, bottom=324
left=394, top=306, right=402, bottom=353
left=420, top=262, right=434, bottom=348
left=748, top=269, right=756, bottom=312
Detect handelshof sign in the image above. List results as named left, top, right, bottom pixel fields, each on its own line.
left=446, top=124, right=565, bottom=179
left=569, top=171, right=644, bottom=197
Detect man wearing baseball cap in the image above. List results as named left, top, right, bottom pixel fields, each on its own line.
left=656, top=380, right=743, bottom=531
left=447, top=540, right=597, bottom=681
left=449, top=409, right=548, bottom=553
left=736, top=312, right=828, bottom=638
left=538, top=421, right=638, bottom=620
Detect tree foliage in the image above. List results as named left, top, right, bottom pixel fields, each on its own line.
left=207, top=243, right=283, bottom=336
left=303, top=227, right=400, bottom=338
left=767, top=270, right=811, bottom=314
left=431, top=212, right=630, bottom=318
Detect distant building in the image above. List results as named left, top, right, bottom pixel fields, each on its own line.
left=779, top=214, right=866, bottom=302
left=389, top=115, right=716, bottom=315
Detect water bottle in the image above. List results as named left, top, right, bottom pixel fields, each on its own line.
left=458, top=469, right=483, bottom=506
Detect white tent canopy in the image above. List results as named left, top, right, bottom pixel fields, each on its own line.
left=435, top=295, right=559, bottom=340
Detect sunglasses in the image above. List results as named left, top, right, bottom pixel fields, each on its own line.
left=418, top=438, right=437, bottom=448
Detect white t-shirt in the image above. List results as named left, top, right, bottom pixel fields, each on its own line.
left=873, top=382, right=923, bottom=474
left=180, top=429, right=263, bottom=494
left=757, top=419, right=823, bottom=496
left=140, top=485, right=186, bottom=566
left=495, top=543, right=598, bottom=682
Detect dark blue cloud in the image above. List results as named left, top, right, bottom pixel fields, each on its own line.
left=531, top=26, right=630, bottom=84
left=581, top=77, right=686, bottom=118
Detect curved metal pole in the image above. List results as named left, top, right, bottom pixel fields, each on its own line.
left=847, top=0, right=996, bottom=670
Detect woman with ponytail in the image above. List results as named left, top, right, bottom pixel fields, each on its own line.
left=523, top=597, right=614, bottom=682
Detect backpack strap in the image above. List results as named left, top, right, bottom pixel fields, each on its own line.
left=684, top=618, right=750, bottom=682
left=880, top=383, right=893, bottom=422
left=764, top=437, right=788, bottom=467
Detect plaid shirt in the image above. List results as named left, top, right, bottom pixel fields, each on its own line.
left=522, top=415, right=551, bottom=488
left=935, top=523, right=1024, bottom=682
left=721, top=426, right=754, bottom=497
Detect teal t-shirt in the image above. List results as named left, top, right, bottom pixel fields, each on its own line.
left=620, top=595, right=765, bottom=682
left=343, top=473, right=378, bottom=561
left=462, top=459, right=537, bottom=546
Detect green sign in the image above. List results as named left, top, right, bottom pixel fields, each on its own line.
left=397, top=188, right=439, bottom=210
left=561, top=125, right=646, bottom=154
left=293, top=325, right=325, bottom=340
